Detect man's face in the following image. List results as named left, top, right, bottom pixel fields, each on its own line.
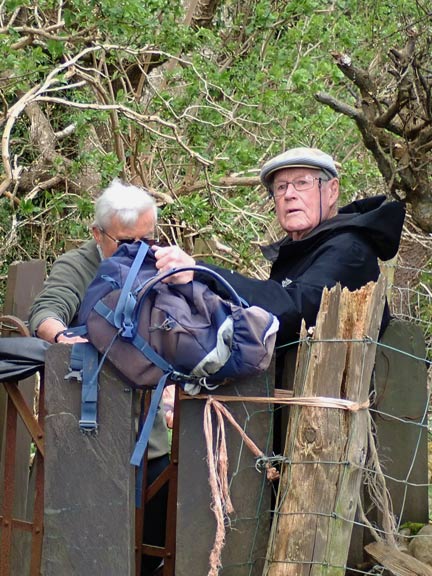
left=92, top=209, right=156, bottom=258
left=272, top=167, right=339, bottom=240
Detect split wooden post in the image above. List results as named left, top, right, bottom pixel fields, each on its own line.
left=265, top=277, right=387, bottom=575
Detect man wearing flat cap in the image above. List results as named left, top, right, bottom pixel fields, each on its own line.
left=153, top=146, right=405, bottom=348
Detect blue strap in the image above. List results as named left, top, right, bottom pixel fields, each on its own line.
left=130, top=373, right=169, bottom=467
left=69, top=343, right=100, bottom=434
left=131, top=332, right=201, bottom=386
left=138, top=265, right=247, bottom=308
left=113, top=241, right=150, bottom=335
left=93, top=299, right=116, bottom=326
left=62, top=325, right=88, bottom=338
left=131, top=332, right=174, bottom=374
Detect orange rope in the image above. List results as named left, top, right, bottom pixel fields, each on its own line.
left=200, top=391, right=368, bottom=574
left=182, top=390, right=369, bottom=412
left=204, top=398, right=229, bottom=575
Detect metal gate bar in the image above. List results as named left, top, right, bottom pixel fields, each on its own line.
left=0, top=317, right=44, bottom=576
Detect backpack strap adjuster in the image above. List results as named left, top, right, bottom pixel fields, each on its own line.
left=67, top=342, right=100, bottom=435
left=79, top=419, right=99, bottom=435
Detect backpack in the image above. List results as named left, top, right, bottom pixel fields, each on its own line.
left=68, top=240, right=279, bottom=465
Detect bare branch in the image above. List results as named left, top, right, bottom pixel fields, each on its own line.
left=176, top=175, right=261, bottom=195
left=36, top=96, right=212, bottom=166
left=330, top=51, right=377, bottom=97
left=314, top=92, right=365, bottom=122
left=55, top=123, right=76, bottom=139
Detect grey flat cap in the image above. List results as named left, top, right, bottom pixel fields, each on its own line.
left=260, top=147, right=339, bottom=188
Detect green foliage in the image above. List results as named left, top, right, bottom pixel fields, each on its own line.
left=399, top=521, right=427, bottom=536
left=0, top=0, right=430, bottom=294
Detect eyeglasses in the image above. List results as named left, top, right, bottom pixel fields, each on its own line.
left=272, top=176, right=328, bottom=198
left=99, top=228, right=158, bottom=247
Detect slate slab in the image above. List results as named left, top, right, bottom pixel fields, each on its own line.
left=42, top=345, right=135, bottom=576
left=176, top=369, right=274, bottom=576
left=373, top=318, right=429, bottom=524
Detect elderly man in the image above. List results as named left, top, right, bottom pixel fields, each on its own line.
left=29, top=179, right=169, bottom=576
left=153, top=146, right=405, bottom=346
left=154, top=147, right=405, bottom=458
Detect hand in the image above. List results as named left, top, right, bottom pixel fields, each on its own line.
left=152, top=245, right=196, bottom=284
left=35, top=318, right=88, bottom=344
left=163, top=385, right=175, bottom=429
left=56, top=333, right=88, bottom=344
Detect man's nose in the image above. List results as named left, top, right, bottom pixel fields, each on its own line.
left=283, top=182, right=297, bottom=197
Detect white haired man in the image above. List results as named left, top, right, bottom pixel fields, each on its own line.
left=29, top=179, right=168, bottom=576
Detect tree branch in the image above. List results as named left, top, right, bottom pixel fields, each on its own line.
left=314, top=92, right=365, bottom=122
left=176, top=175, right=261, bottom=195
left=330, top=51, right=377, bottom=97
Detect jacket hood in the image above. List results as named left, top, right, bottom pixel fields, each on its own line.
left=262, top=195, right=405, bottom=262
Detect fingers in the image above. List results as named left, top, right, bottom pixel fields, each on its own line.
left=152, top=245, right=195, bottom=284
left=56, top=334, right=88, bottom=344
left=163, top=385, right=175, bottom=429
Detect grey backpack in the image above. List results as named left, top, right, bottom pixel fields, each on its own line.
left=70, top=240, right=279, bottom=464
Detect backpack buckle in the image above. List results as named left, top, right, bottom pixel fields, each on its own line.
left=79, top=419, right=98, bottom=435
left=121, top=322, right=134, bottom=339
left=65, top=369, right=83, bottom=382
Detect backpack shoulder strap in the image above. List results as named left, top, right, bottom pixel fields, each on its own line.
left=130, top=372, right=169, bottom=467
left=67, top=342, right=100, bottom=434
left=113, top=240, right=151, bottom=336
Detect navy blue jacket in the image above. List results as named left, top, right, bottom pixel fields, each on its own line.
left=199, top=195, right=405, bottom=346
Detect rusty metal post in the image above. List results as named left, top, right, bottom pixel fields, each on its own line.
left=0, top=394, right=18, bottom=576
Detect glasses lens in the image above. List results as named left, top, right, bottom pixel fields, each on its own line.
left=293, top=177, right=314, bottom=191
left=116, top=237, right=158, bottom=246
left=116, top=238, right=136, bottom=246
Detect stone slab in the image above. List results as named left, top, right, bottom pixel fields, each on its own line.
left=42, top=345, right=136, bottom=576
left=373, top=318, right=429, bottom=524
left=176, top=369, right=274, bottom=576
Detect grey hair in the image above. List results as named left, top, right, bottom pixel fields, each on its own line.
left=93, top=178, right=157, bottom=230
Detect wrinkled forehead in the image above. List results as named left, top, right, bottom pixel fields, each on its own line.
left=108, top=210, right=156, bottom=235
left=272, top=166, right=321, bottom=183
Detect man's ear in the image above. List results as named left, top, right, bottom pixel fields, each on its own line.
left=92, top=225, right=102, bottom=244
left=328, top=178, right=340, bottom=208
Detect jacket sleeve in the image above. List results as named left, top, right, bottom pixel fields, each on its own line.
left=28, top=243, right=99, bottom=335
left=198, top=234, right=380, bottom=345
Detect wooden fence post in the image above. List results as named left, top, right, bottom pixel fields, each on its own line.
left=265, top=278, right=387, bottom=575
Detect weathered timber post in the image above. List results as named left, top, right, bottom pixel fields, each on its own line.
left=265, top=277, right=387, bottom=576
left=42, top=345, right=136, bottom=576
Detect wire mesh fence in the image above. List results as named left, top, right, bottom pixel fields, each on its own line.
left=202, top=266, right=432, bottom=575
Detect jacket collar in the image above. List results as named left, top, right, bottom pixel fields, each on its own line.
left=261, top=195, right=390, bottom=262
